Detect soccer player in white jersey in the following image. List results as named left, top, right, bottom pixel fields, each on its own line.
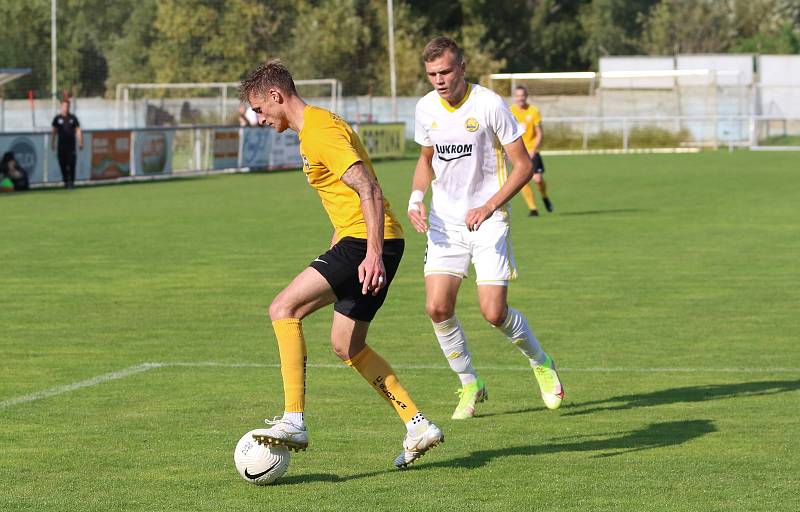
left=407, top=37, right=564, bottom=419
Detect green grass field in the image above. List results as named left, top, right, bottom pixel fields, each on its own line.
left=2, top=151, right=799, bottom=511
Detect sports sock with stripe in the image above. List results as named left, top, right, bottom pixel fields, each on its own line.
left=272, top=318, right=307, bottom=415
left=432, top=316, right=477, bottom=386
left=344, top=344, right=420, bottom=424
left=495, top=306, right=547, bottom=366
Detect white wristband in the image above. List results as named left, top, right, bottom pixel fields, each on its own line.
left=408, top=189, right=425, bottom=212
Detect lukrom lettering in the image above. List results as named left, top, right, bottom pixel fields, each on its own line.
left=435, top=143, right=473, bottom=154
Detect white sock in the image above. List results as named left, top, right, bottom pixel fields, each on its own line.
left=405, top=412, right=429, bottom=435
left=282, top=411, right=304, bottom=427
left=495, top=307, right=547, bottom=366
left=432, top=316, right=478, bottom=385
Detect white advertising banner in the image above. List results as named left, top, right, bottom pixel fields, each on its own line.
left=676, top=55, right=754, bottom=86
left=758, top=55, right=800, bottom=86
left=599, top=56, right=676, bottom=89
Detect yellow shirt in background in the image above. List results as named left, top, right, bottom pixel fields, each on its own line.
left=510, top=103, right=542, bottom=154
left=298, top=105, right=403, bottom=240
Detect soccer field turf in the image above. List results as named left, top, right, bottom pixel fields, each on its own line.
left=2, top=151, right=799, bottom=511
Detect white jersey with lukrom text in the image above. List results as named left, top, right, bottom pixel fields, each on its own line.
left=415, top=83, right=523, bottom=229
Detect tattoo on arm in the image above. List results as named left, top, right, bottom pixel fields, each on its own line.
left=341, top=163, right=382, bottom=203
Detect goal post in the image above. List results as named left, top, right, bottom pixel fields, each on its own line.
left=115, top=79, right=342, bottom=128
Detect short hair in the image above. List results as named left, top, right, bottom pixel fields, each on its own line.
left=422, top=37, right=463, bottom=64
left=60, top=99, right=70, bottom=105
left=239, top=59, right=297, bottom=104
left=514, top=85, right=529, bottom=95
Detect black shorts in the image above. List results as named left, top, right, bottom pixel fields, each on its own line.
left=309, top=237, right=404, bottom=322
left=532, top=153, right=545, bottom=174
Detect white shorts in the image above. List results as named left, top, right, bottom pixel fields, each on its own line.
left=424, top=222, right=518, bottom=284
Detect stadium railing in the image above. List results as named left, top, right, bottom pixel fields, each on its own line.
left=0, top=122, right=408, bottom=189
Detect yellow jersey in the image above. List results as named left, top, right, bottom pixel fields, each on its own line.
left=510, top=103, right=542, bottom=153
left=298, top=105, right=403, bottom=240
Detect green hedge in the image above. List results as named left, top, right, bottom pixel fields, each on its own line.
left=545, top=124, right=691, bottom=150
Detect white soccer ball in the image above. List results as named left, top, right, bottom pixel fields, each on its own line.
left=233, top=430, right=291, bottom=485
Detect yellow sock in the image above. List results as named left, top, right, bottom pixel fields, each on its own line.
left=537, top=179, right=548, bottom=199
left=344, top=344, right=419, bottom=423
left=520, top=184, right=537, bottom=210
left=272, top=318, right=307, bottom=413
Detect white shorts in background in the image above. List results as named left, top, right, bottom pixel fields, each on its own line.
left=424, top=222, right=518, bottom=284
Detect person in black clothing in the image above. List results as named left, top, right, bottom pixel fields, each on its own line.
left=50, top=99, right=83, bottom=189
left=0, top=151, right=30, bottom=191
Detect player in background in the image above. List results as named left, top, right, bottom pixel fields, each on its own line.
left=407, top=37, right=564, bottom=420
left=510, top=86, right=553, bottom=216
left=239, top=60, right=442, bottom=468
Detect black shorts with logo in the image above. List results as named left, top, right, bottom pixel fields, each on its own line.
left=532, top=153, right=545, bottom=174
left=309, top=237, right=404, bottom=322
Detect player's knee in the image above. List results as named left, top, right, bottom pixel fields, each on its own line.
left=481, top=306, right=506, bottom=327
left=426, top=301, right=454, bottom=323
left=268, top=297, right=295, bottom=321
left=533, top=173, right=543, bottom=184
left=330, top=343, right=349, bottom=361
left=330, top=339, right=364, bottom=361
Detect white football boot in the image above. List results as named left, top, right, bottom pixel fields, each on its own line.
left=394, top=422, right=444, bottom=468
left=251, top=416, right=309, bottom=452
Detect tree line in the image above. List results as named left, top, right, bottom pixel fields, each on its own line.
left=1, top=0, right=798, bottom=99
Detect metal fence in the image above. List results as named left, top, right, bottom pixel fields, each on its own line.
left=0, top=122, right=407, bottom=188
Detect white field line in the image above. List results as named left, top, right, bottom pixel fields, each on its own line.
left=164, top=361, right=800, bottom=374
left=2, top=361, right=798, bottom=410
left=0, top=362, right=163, bottom=410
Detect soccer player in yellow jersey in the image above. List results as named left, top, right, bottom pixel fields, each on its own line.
left=510, top=85, right=553, bottom=216
left=239, top=60, right=443, bottom=468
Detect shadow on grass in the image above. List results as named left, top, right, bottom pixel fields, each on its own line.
left=278, top=419, right=715, bottom=482
left=420, top=419, right=716, bottom=470
left=471, top=406, right=541, bottom=419
left=558, top=208, right=649, bottom=216
left=564, top=380, right=800, bottom=417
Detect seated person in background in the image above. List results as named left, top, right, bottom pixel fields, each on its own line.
left=0, top=151, right=30, bottom=191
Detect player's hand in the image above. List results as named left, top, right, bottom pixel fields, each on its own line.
left=358, top=250, right=386, bottom=296
left=407, top=201, right=428, bottom=233
left=465, top=204, right=495, bottom=232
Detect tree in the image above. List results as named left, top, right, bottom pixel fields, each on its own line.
left=730, top=0, right=800, bottom=54
left=526, top=0, right=590, bottom=71
left=0, top=1, right=51, bottom=98
left=639, top=0, right=734, bottom=54
left=148, top=0, right=278, bottom=84
left=105, top=0, right=159, bottom=92
left=367, top=0, right=432, bottom=96
left=283, top=0, right=375, bottom=94
left=579, top=0, right=660, bottom=65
